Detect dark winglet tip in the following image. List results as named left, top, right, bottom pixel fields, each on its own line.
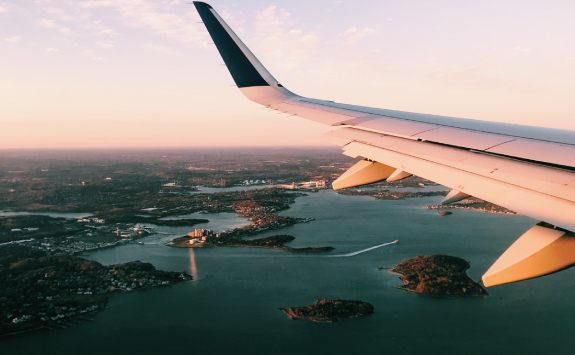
left=192, top=2, right=212, bottom=9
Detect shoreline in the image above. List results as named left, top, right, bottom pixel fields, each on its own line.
left=387, top=269, right=486, bottom=298
left=171, top=242, right=334, bottom=253
left=169, top=234, right=334, bottom=253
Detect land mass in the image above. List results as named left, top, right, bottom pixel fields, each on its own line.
left=337, top=189, right=447, bottom=200
left=389, top=255, right=487, bottom=297
left=0, top=245, right=192, bottom=336
left=281, top=299, right=374, bottom=323
left=171, top=234, right=334, bottom=253
left=425, top=198, right=518, bottom=215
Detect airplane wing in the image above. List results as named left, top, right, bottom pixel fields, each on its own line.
left=193, top=2, right=575, bottom=287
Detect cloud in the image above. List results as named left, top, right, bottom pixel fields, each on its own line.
left=81, top=1, right=114, bottom=9
left=342, top=27, right=375, bottom=44
left=252, top=5, right=319, bottom=69
left=97, top=29, right=116, bottom=35
left=44, top=7, right=76, bottom=22
left=83, top=20, right=117, bottom=36
left=47, top=47, right=59, bottom=52
left=78, top=0, right=207, bottom=43
left=4, top=36, right=21, bottom=43
left=37, top=18, right=73, bottom=35
left=96, top=41, right=113, bottom=48
left=0, top=5, right=6, bottom=13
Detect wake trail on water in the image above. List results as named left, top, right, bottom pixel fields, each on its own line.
left=328, top=241, right=398, bottom=257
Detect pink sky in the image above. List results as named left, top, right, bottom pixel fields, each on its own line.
left=1, top=0, right=574, bottom=149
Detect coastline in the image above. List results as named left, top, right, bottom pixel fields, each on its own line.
left=169, top=235, right=334, bottom=253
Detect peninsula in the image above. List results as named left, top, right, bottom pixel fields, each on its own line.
left=425, top=198, right=518, bottom=215
left=281, top=299, right=374, bottom=323
left=171, top=234, right=334, bottom=253
left=389, top=255, right=487, bottom=297
left=338, top=189, right=447, bottom=200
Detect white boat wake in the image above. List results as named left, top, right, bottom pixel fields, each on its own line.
left=329, top=240, right=398, bottom=257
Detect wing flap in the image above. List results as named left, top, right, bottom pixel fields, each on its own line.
left=486, top=139, right=575, bottom=167
left=341, top=139, right=575, bottom=232
left=346, top=115, right=439, bottom=137
left=414, top=127, right=515, bottom=150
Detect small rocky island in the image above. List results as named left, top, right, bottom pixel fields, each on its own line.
left=172, top=234, right=334, bottom=253
left=438, top=211, right=452, bottom=216
left=281, top=299, right=374, bottom=323
left=390, top=255, right=487, bottom=297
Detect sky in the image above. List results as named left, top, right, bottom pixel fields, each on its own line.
left=1, top=0, right=574, bottom=149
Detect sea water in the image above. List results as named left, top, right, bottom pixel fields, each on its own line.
left=3, top=189, right=575, bottom=355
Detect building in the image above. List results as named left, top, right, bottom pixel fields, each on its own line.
left=301, top=180, right=326, bottom=188
left=280, top=182, right=298, bottom=190
left=187, top=229, right=220, bottom=241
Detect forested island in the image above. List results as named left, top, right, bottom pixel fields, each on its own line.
left=281, top=299, right=374, bottom=323
left=389, top=255, right=487, bottom=297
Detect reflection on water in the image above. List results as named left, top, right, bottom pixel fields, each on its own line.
left=189, top=248, right=198, bottom=281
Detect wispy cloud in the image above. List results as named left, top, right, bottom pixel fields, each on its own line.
left=97, top=29, right=116, bottom=35
left=81, top=1, right=114, bottom=9
left=44, top=7, right=76, bottom=22
left=0, top=5, right=7, bottom=13
left=341, top=27, right=376, bottom=44
left=78, top=0, right=206, bottom=43
left=96, top=41, right=114, bottom=48
left=83, top=20, right=117, bottom=36
left=47, top=47, right=59, bottom=52
left=37, top=18, right=73, bottom=35
left=252, top=5, right=319, bottom=69
left=4, top=36, right=21, bottom=43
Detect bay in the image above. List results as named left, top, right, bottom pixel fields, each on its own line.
left=3, top=189, right=575, bottom=355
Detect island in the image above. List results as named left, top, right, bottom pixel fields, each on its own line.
left=425, top=198, right=518, bottom=215
left=438, top=211, right=452, bottom=216
left=0, top=245, right=192, bottom=337
left=280, top=299, right=374, bottom=323
left=389, top=255, right=487, bottom=296
left=171, top=233, right=334, bottom=253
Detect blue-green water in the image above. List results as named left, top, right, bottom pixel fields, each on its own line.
left=4, top=190, right=575, bottom=355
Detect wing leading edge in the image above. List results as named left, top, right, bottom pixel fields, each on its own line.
left=193, top=2, right=575, bottom=287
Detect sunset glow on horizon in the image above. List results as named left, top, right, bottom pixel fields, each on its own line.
left=1, top=0, right=575, bottom=149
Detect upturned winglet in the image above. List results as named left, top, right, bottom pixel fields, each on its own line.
left=193, top=2, right=295, bottom=105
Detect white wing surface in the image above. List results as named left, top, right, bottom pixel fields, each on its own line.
left=194, top=2, right=575, bottom=287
